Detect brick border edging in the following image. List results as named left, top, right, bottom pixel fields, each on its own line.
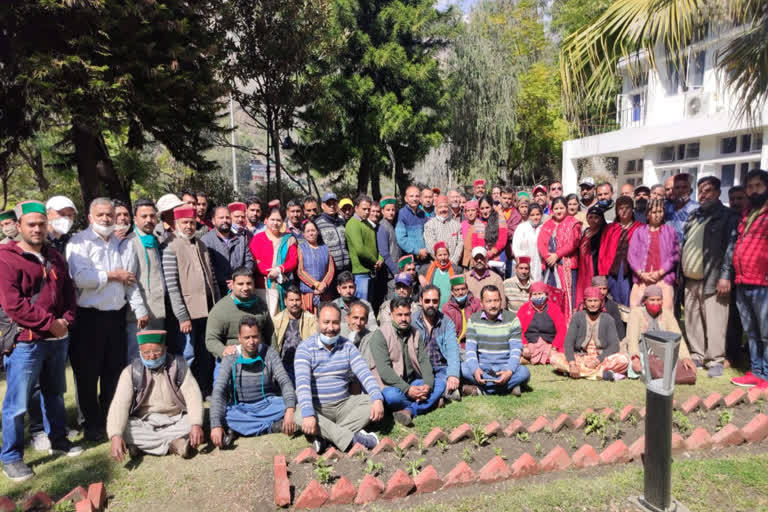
left=0, top=482, right=108, bottom=512
left=276, top=389, right=768, bottom=509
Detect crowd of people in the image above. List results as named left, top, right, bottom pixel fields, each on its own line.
left=0, top=169, right=766, bottom=481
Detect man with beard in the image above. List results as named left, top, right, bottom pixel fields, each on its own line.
left=0, top=210, right=20, bottom=244
left=180, top=191, right=208, bottom=239
left=596, top=182, right=616, bottom=223
left=376, top=197, right=400, bottom=301
left=284, top=200, right=304, bottom=238
left=681, top=176, right=739, bottom=378
left=246, top=199, right=265, bottom=235
left=633, top=185, right=651, bottom=224
left=464, top=247, right=506, bottom=310
left=502, top=256, right=531, bottom=316
left=196, top=192, right=212, bottom=229
left=378, top=272, right=422, bottom=325
left=424, top=196, right=462, bottom=268
left=665, top=173, right=699, bottom=245
left=532, top=185, right=549, bottom=214
left=368, top=297, right=443, bottom=426
left=293, top=303, right=383, bottom=452
left=344, top=300, right=376, bottom=361
left=731, top=170, right=768, bottom=389
left=420, top=187, right=435, bottom=218
left=442, top=275, right=482, bottom=348
left=473, top=179, right=486, bottom=201
left=163, top=206, right=219, bottom=397
left=227, top=202, right=249, bottom=237
left=447, top=189, right=463, bottom=221
left=113, top=200, right=133, bottom=241
left=332, top=271, right=378, bottom=335
left=202, top=206, right=254, bottom=298
left=303, top=197, right=319, bottom=221
left=271, top=285, right=316, bottom=381
left=579, top=177, right=598, bottom=211
left=316, top=193, right=351, bottom=276
left=45, top=196, right=78, bottom=254
left=551, top=287, right=628, bottom=380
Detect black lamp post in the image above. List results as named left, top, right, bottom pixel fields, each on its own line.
left=630, top=330, right=689, bottom=512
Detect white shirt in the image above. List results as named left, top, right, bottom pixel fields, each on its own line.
left=66, top=226, right=147, bottom=317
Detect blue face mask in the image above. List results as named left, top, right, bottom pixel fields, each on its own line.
left=531, top=296, right=547, bottom=307
left=319, top=333, right=340, bottom=347
left=140, top=352, right=166, bottom=370
left=455, top=294, right=468, bottom=304
left=598, top=199, right=611, bottom=208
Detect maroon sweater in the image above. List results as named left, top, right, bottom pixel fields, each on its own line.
left=0, top=241, right=76, bottom=341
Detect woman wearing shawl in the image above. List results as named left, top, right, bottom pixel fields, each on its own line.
left=296, top=219, right=335, bottom=313
left=626, top=198, right=679, bottom=309
left=597, top=196, right=642, bottom=308
left=472, top=195, right=508, bottom=276
left=576, top=206, right=606, bottom=307
left=517, top=281, right=566, bottom=364
left=419, top=242, right=460, bottom=308
left=537, top=197, right=581, bottom=323
left=249, top=205, right=298, bottom=315
left=461, top=200, right=482, bottom=268
left=512, top=203, right=545, bottom=282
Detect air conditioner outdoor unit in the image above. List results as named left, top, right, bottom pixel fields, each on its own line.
left=684, top=91, right=709, bottom=118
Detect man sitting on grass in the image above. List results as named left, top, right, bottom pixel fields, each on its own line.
left=460, top=285, right=531, bottom=396
left=209, top=316, right=296, bottom=448
left=107, top=330, right=204, bottom=461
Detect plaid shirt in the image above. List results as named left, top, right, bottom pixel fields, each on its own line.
left=424, top=216, right=463, bottom=266
left=733, top=205, right=768, bottom=286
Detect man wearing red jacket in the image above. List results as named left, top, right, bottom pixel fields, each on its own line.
left=731, top=170, right=768, bottom=390
left=441, top=275, right=482, bottom=348
left=0, top=200, right=82, bottom=482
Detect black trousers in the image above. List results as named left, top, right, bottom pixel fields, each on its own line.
left=70, top=306, right=126, bottom=433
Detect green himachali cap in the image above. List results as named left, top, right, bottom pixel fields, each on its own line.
left=0, top=210, right=16, bottom=222
left=137, top=330, right=167, bottom=345
left=398, top=255, right=414, bottom=269
left=379, top=196, right=396, bottom=208
left=450, top=275, right=465, bottom=287
left=14, top=200, right=46, bottom=219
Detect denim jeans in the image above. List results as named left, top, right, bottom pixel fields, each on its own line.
left=354, top=274, right=371, bottom=302
left=2, top=339, right=69, bottom=464
left=225, top=396, right=286, bottom=436
left=176, top=318, right=213, bottom=396
left=736, top=285, right=768, bottom=380
left=460, top=361, right=530, bottom=395
left=381, top=370, right=446, bottom=417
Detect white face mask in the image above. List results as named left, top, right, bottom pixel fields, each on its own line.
left=51, top=217, right=73, bottom=236
left=114, top=223, right=130, bottom=234
left=2, top=224, right=18, bottom=238
left=92, top=222, right=115, bottom=237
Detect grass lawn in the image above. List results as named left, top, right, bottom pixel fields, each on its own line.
left=0, top=364, right=765, bottom=511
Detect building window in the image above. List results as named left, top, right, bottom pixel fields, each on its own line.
left=685, top=142, right=700, bottom=160
left=742, top=133, right=763, bottom=152
left=741, top=134, right=752, bottom=153
left=631, top=94, right=642, bottom=122
left=740, top=163, right=750, bottom=185
left=721, top=136, right=738, bottom=154
left=626, top=160, right=636, bottom=173
left=660, top=146, right=676, bottom=162
left=721, top=164, right=735, bottom=187
left=689, top=51, right=705, bottom=88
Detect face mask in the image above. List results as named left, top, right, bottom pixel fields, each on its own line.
left=232, top=294, right=257, bottom=310
left=319, top=333, right=339, bottom=347
left=140, top=352, right=166, bottom=370
left=531, top=296, right=547, bottom=307
left=114, top=223, right=130, bottom=234
left=436, top=215, right=448, bottom=222
left=92, top=222, right=116, bottom=237
left=454, top=294, right=467, bottom=304
left=51, top=217, right=73, bottom=235
left=231, top=223, right=241, bottom=234
left=598, top=199, right=612, bottom=208
left=749, top=192, right=768, bottom=208
left=2, top=224, right=18, bottom=238
left=645, top=303, right=662, bottom=317
left=235, top=353, right=263, bottom=366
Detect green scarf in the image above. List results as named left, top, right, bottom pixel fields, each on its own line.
left=232, top=293, right=257, bottom=310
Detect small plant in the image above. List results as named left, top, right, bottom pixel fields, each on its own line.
left=393, top=445, right=405, bottom=459
left=406, top=458, right=426, bottom=478
left=515, top=431, right=530, bottom=443
left=416, top=439, right=426, bottom=455
left=672, top=410, right=693, bottom=436
left=54, top=503, right=75, bottom=512
left=628, top=414, right=639, bottom=427
left=534, top=442, right=543, bottom=457
left=437, top=439, right=448, bottom=454
left=584, top=412, right=607, bottom=436
left=462, top=446, right=474, bottom=464
left=363, top=459, right=382, bottom=476
left=494, top=447, right=507, bottom=460
left=472, top=425, right=489, bottom=449
left=716, top=409, right=733, bottom=431
left=313, top=457, right=334, bottom=485
left=568, top=435, right=579, bottom=450
left=355, top=449, right=367, bottom=461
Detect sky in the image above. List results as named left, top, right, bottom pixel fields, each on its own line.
left=436, top=0, right=479, bottom=13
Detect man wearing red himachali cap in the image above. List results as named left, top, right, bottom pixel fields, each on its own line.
left=419, top=242, right=461, bottom=309
left=228, top=202, right=248, bottom=237
left=472, top=179, right=486, bottom=201
left=162, top=205, right=220, bottom=397
left=423, top=195, right=462, bottom=268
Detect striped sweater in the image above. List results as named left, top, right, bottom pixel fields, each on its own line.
left=464, top=310, right=523, bottom=374
left=294, top=335, right=383, bottom=418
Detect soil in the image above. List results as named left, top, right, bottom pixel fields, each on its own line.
left=284, top=400, right=766, bottom=502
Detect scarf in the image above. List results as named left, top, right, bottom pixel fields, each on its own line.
left=231, top=351, right=265, bottom=405
left=267, top=234, right=293, bottom=310
left=232, top=293, right=257, bottom=310
left=425, top=259, right=455, bottom=284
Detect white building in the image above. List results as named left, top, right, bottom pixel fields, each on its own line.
left=562, top=26, right=768, bottom=204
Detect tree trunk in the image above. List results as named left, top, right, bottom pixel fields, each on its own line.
left=72, top=121, right=129, bottom=209
left=370, top=165, right=381, bottom=201
left=394, top=159, right=409, bottom=200
left=270, top=114, right=282, bottom=201
left=20, top=147, right=49, bottom=193
left=357, top=150, right=371, bottom=195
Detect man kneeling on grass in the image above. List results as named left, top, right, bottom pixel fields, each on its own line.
left=210, top=316, right=297, bottom=449
left=367, top=296, right=445, bottom=426
left=293, top=302, right=384, bottom=454
left=107, top=330, right=204, bottom=461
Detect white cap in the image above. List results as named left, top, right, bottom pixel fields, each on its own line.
left=45, top=195, right=77, bottom=213
left=156, top=193, right=185, bottom=214
left=579, top=176, right=595, bottom=187
left=471, top=246, right=487, bottom=259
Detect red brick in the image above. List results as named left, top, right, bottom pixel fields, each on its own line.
left=347, top=442, right=368, bottom=458
left=724, top=389, right=747, bottom=407
left=57, top=486, right=89, bottom=506
left=273, top=455, right=291, bottom=507
left=75, top=499, right=95, bottom=512
left=371, top=437, right=396, bottom=456
left=619, top=405, right=639, bottom=422
left=448, top=423, right=473, bottom=444
left=354, top=474, right=384, bottom=504
left=742, top=413, right=768, bottom=443
left=293, top=446, right=319, bottom=464
left=413, top=465, right=443, bottom=494
left=398, top=433, right=419, bottom=451
left=294, top=480, right=329, bottom=509
left=539, top=446, right=571, bottom=472
left=686, top=427, right=713, bottom=451
left=23, top=491, right=53, bottom=511
left=551, top=413, right=574, bottom=432
left=87, top=483, right=106, bottom=512
left=671, top=433, right=685, bottom=453
left=600, top=407, right=614, bottom=420
left=442, top=461, right=477, bottom=489
left=712, top=423, right=746, bottom=449
left=680, top=395, right=701, bottom=414
left=0, top=497, right=15, bottom=512
left=423, top=427, right=447, bottom=447
left=511, top=452, right=540, bottom=479
left=599, top=440, right=629, bottom=465
left=572, top=444, right=600, bottom=468
left=322, top=447, right=342, bottom=461
left=573, top=408, right=594, bottom=429
left=483, top=420, right=504, bottom=438
left=628, top=436, right=645, bottom=461
left=478, top=455, right=511, bottom=483
left=504, top=419, right=525, bottom=437
left=527, top=416, right=550, bottom=433
left=747, top=387, right=767, bottom=404
left=382, top=469, right=415, bottom=499
left=329, top=477, right=356, bottom=505
left=703, top=393, right=724, bottom=410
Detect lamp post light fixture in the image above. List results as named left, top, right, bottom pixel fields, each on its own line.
left=630, top=330, right=689, bottom=512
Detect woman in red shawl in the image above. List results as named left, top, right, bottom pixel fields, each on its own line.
left=576, top=206, right=606, bottom=307
left=517, top=281, right=566, bottom=364
left=537, top=197, right=581, bottom=323
left=597, top=196, right=642, bottom=307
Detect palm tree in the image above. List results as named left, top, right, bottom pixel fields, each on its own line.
left=559, top=0, right=768, bottom=127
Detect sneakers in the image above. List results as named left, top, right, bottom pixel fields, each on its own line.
left=393, top=409, right=413, bottom=427
left=49, top=438, right=84, bottom=457
left=352, top=430, right=379, bottom=450
left=707, top=364, right=724, bottom=378
left=221, top=428, right=236, bottom=449
left=731, top=371, right=762, bottom=388
left=169, top=438, right=191, bottom=459
left=30, top=432, right=51, bottom=452
left=3, top=461, right=34, bottom=482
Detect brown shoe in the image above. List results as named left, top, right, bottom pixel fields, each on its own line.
left=169, top=438, right=191, bottom=459
left=393, top=409, right=413, bottom=427
left=461, top=384, right=480, bottom=396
